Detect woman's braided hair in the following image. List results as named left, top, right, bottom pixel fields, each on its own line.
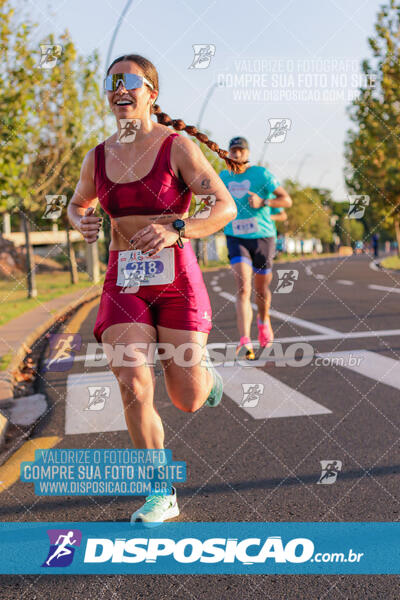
left=107, top=54, right=242, bottom=174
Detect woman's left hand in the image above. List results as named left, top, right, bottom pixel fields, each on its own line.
left=129, top=223, right=179, bottom=256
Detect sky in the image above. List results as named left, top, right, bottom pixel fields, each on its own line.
left=28, top=0, right=383, bottom=200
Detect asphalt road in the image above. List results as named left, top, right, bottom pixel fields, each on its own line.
left=1, top=254, right=399, bottom=599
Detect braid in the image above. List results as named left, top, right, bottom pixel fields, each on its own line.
left=152, top=104, right=242, bottom=174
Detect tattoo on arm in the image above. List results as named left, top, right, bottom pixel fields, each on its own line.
left=200, top=177, right=211, bottom=189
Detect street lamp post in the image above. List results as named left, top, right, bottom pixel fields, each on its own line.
left=105, top=0, right=134, bottom=71
left=98, top=0, right=134, bottom=270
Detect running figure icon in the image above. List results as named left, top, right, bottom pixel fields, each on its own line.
left=46, top=334, right=81, bottom=371
left=45, top=531, right=77, bottom=566
left=274, top=270, right=298, bottom=294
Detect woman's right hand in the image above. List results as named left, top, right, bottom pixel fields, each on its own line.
left=79, top=207, right=102, bottom=244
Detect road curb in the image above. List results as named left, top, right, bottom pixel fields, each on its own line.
left=0, top=287, right=101, bottom=412
left=0, top=410, right=9, bottom=448
left=369, top=258, right=400, bottom=273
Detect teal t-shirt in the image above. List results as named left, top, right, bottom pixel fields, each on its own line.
left=220, top=165, right=282, bottom=239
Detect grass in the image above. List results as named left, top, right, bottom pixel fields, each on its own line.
left=0, top=351, right=13, bottom=371
left=201, top=259, right=230, bottom=271
left=380, top=255, right=400, bottom=270
left=0, top=271, right=100, bottom=328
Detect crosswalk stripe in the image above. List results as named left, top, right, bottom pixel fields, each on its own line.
left=277, top=329, right=400, bottom=343
left=65, top=367, right=331, bottom=434
left=218, top=291, right=338, bottom=335
left=217, top=366, right=331, bottom=420
left=317, top=350, right=400, bottom=391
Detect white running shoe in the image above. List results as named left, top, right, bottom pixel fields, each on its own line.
left=130, top=487, right=179, bottom=527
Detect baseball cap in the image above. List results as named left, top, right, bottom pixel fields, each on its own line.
left=229, top=136, right=249, bottom=150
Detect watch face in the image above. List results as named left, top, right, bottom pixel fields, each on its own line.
left=174, top=219, right=185, bottom=230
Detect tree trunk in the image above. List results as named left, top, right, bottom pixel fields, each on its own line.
left=394, top=216, right=400, bottom=257
left=86, top=241, right=100, bottom=283
left=2, top=212, right=11, bottom=235
left=194, top=238, right=201, bottom=263
left=21, top=210, right=37, bottom=298
left=101, top=208, right=111, bottom=265
left=201, top=238, right=208, bottom=266
left=66, top=222, right=79, bottom=284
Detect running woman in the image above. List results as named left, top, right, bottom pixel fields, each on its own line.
left=219, top=136, right=292, bottom=358
left=67, top=54, right=238, bottom=526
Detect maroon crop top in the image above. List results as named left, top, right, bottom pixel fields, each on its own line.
left=94, top=132, right=192, bottom=217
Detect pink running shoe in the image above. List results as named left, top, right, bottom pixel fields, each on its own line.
left=236, top=336, right=255, bottom=360
left=257, top=317, right=274, bottom=348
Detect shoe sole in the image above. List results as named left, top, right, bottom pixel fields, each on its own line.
left=130, top=503, right=180, bottom=527
left=205, top=363, right=224, bottom=407
left=236, top=346, right=255, bottom=360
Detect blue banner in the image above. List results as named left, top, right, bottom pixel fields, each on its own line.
left=0, top=522, right=398, bottom=574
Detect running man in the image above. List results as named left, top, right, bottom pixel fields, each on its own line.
left=68, top=54, right=239, bottom=525
left=45, top=531, right=77, bottom=566
left=219, top=137, right=292, bottom=358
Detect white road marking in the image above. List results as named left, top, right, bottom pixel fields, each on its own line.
left=218, top=366, right=331, bottom=419
left=268, top=308, right=338, bottom=335
left=336, top=279, right=354, bottom=286
left=369, top=260, right=382, bottom=272
left=276, top=329, right=400, bottom=343
left=368, top=284, right=400, bottom=294
left=218, top=291, right=338, bottom=335
left=74, top=329, right=400, bottom=369
left=317, top=350, right=400, bottom=391
left=314, top=274, right=326, bottom=280
left=65, top=371, right=174, bottom=435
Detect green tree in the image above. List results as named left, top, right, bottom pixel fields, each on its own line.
left=0, top=0, right=40, bottom=296
left=283, top=180, right=333, bottom=246
left=34, top=33, right=103, bottom=283
left=0, top=1, right=104, bottom=294
left=345, top=0, right=400, bottom=255
left=325, top=198, right=366, bottom=246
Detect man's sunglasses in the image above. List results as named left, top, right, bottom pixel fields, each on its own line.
left=104, top=73, right=154, bottom=92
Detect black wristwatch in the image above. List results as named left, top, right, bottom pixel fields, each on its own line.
left=172, top=219, right=185, bottom=249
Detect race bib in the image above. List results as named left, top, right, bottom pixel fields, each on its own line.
left=231, top=218, right=259, bottom=236
left=117, top=248, right=175, bottom=289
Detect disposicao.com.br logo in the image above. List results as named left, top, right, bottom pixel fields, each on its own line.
left=0, top=521, right=392, bottom=574
left=83, top=536, right=362, bottom=566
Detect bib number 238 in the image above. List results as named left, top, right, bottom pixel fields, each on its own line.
left=117, top=248, right=175, bottom=288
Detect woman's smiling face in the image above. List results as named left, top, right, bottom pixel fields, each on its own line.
left=107, top=61, right=157, bottom=118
